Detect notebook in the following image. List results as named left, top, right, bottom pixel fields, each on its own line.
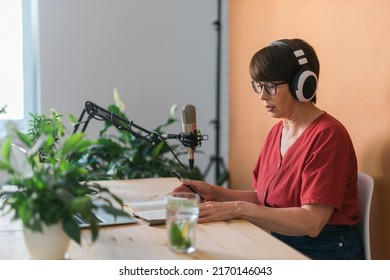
left=8, top=143, right=137, bottom=228
left=126, top=199, right=167, bottom=226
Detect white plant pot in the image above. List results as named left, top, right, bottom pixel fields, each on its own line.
left=23, top=222, right=71, bottom=260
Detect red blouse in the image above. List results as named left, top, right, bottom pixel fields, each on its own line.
left=252, top=112, right=359, bottom=225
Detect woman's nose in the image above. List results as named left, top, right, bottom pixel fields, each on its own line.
left=259, top=90, right=269, bottom=100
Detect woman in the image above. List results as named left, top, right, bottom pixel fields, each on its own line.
left=174, top=39, right=364, bottom=260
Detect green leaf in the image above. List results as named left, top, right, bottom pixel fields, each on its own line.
left=1, top=137, right=12, bottom=162
left=28, top=134, right=49, bottom=157
left=169, top=103, right=177, bottom=118
left=61, top=134, right=93, bottom=160
left=17, top=200, right=33, bottom=224
left=17, top=131, right=32, bottom=148
left=151, top=142, right=165, bottom=160
left=70, top=196, right=92, bottom=212
left=101, top=204, right=129, bottom=217
left=113, top=87, right=125, bottom=112
left=63, top=216, right=81, bottom=244
left=89, top=221, right=99, bottom=242
left=0, top=105, right=7, bottom=114
left=169, top=222, right=191, bottom=249
left=67, top=114, right=77, bottom=125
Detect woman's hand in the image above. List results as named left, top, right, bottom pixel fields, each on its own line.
left=172, top=179, right=216, bottom=202
left=198, top=201, right=241, bottom=223
left=171, top=180, right=258, bottom=224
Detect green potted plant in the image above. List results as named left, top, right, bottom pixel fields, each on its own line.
left=0, top=113, right=129, bottom=259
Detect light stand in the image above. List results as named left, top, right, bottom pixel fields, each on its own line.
left=204, top=0, right=228, bottom=185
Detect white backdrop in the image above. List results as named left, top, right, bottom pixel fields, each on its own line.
left=38, top=0, right=229, bottom=183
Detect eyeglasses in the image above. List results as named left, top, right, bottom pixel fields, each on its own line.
left=251, top=81, right=288, bottom=96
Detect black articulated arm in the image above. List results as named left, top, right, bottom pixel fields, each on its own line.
left=73, top=101, right=161, bottom=145
left=73, top=101, right=208, bottom=170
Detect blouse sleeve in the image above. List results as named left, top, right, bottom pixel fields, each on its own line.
left=300, top=123, right=357, bottom=209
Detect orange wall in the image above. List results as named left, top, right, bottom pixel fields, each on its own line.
left=229, top=0, right=390, bottom=259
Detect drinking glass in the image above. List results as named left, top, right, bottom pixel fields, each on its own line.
left=166, top=192, right=199, bottom=254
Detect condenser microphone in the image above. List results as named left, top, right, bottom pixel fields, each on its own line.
left=181, top=104, right=197, bottom=170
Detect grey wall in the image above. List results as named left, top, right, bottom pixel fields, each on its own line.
left=38, top=0, right=229, bottom=183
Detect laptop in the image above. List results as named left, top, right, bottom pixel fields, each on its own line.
left=74, top=201, right=137, bottom=228
left=1, top=144, right=31, bottom=202
left=10, top=143, right=33, bottom=177
left=8, top=143, right=137, bottom=228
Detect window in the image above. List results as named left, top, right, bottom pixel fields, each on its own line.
left=0, top=0, right=39, bottom=134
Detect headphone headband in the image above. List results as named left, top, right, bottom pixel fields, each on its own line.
left=272, top=39, right=318, bottom=102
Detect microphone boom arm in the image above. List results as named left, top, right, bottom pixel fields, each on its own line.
left=73, top=101, right=207, bottom=170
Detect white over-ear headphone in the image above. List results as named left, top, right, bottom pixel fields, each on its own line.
left=273, top=39, right=318, bottom=102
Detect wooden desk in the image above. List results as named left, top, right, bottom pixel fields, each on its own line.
left=0, top=178, right=308, bottom=260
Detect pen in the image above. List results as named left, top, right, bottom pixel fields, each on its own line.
left=171, top=170, right=205, bottom=202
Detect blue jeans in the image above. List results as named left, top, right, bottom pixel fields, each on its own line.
left=271, top=225, right=364, bottom=260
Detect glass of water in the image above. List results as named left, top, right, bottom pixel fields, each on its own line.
left=166, top=192, right=199, bottom=254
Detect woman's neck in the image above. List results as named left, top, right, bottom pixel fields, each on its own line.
left=282, top=104, right=323, bottom=138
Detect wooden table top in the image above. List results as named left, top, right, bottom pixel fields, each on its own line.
left=0, top=177, right=308, bottom=260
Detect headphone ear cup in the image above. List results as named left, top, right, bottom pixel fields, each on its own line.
left=291, top=66, right=318, bottom=102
